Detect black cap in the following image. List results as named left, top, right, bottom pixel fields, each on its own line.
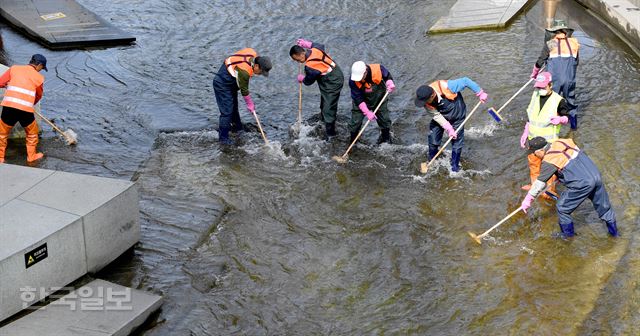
left=527, top=136, right=549, bottom=154
left=414, top=85, right=434, bottom=107
left=255, top=56, right=272, bottom=77
left=30, top=54, right=48, bottom=71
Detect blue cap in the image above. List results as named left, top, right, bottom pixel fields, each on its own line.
left=30, top=54, right=48, bottom=71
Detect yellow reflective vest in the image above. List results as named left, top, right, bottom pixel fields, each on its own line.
left=527, top=91, right=563, bottom=141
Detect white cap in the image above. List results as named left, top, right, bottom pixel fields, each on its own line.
left=350, top=61, right=366, bottom=81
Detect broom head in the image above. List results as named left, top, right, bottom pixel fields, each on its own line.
left=468, top=231, right=483, bottom=245
left=487, top=107, right=503, bottom=122
left=332, top=155, right=348, bottom=164
left=420, top=162, right=428, bottom=174
left=63, top=129, right=78, bottom=145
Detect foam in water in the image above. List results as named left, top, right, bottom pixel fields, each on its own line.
left=520, top=246, right=535, bottom=255
left=466, top=123, right=500, bottom=138
left=290, top=122, right=333, bottom=165
left=242, top=138, right=290, bottom=161
left=409, top=149, right=493, bottom=182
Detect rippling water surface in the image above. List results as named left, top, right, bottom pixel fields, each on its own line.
left=1, top=0, right=639, bottom=334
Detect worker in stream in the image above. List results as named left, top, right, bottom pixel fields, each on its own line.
left=520, top=136, right=618, bottom=238
left=0, top=54, right=47, bottom=163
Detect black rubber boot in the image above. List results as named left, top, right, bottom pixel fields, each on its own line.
left=218, top=127, right=234, bottom=145
left=451, top=149, right=462, bottom=172
left=325, top=122, right=337, bottom=137
left=377, top=128, right=392, bottom=144
left=230, top=122, right=244, bottom=133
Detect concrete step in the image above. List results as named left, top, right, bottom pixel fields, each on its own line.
left=0, top=279, right=162, bottom=336
left=0, top=164, right=140, bottom=322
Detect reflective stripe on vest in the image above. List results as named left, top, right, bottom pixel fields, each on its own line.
left=3, top=96, right=34, bottom=109
left=305, top=48, right=335, bottom=75
left=543, top=139, right=580, bottom=170
left=527, top=91, right=563, bottom=141
left=547, top=35, right=579, bottom=59
left=355, top=64, right=383, bottom=89
left=1, top=65, right=43, bottom=113
left=225, top=48, right=257, bottom=78
left=7, top=85, right=36, bottom=97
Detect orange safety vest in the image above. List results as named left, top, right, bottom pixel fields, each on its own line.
left=424, top=80, right=457, bottom=110
left=429, top=80, right=457, bottom=100
left=547, top=33, right=580, bottom=59
left=305, top=48, right=335, bottom=75
left=1, top=65, right=43, bottom=113
left=543, top=138, right=580, bottom=170
left=224, top=48, right=257, bottom=78
left=355, top=64, right=383, bottom=89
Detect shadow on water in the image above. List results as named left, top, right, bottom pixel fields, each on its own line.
left=1, top=0, right=639, bottom=334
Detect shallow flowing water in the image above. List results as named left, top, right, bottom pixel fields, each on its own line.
left=1, top=0, right=639, bottom=334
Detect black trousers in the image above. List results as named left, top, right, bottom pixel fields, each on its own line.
left=1, top=106, right=35, bottom=127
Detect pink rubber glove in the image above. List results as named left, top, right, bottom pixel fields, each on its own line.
left=521, top=194, right=535, bottom=213
left=443, top=121, right=457, bottom=139
left=550, top=116, right=568, bottom=125
left=476, top=89, right=488, bottom=103
left=359, top=102, right=376, bottom=121
left=243, top=95, right=255, bottom=114
left=385, top=79, right=395, bottom=93
left=296, top=38, right=312, bottom=49
left=297, top=74, right=305, bottom=83
left=520, top=122, right=529, bottom=149
left=531, top=65, right=540, bottom=79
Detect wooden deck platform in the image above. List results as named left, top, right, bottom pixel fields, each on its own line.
left=429, top=0, right=533, bottom=34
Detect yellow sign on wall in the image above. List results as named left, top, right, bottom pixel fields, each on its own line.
left=41, top=12, right=66, bottom=21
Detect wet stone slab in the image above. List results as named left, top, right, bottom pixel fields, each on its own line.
left=429, top=0, right=533, bottom=33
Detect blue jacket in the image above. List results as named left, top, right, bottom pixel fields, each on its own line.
left=430, top=77, right=481, bottom=121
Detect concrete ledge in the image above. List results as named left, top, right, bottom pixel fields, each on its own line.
left=574, top=0, right=640, bottom=56
left=0, top=165, right=54, bottom=206
left=0, top=199, right=87, bottom=322
left=0, top=164, right=140, bottom=322
left=17, top=170, right=140, bottom=273
left=0, top=279, right=162, bottom=336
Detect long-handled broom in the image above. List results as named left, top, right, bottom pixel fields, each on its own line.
left=419, top=100, right=482, bottom=174
left=252, top=110, right=269, bottom=145
left=34, top=109, right=77, bottom=145
left=468, top=207, right=523, bottom=244
left=487, top=67, right=545, bottom=122
left=332, top=91, right=390, bottom=164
